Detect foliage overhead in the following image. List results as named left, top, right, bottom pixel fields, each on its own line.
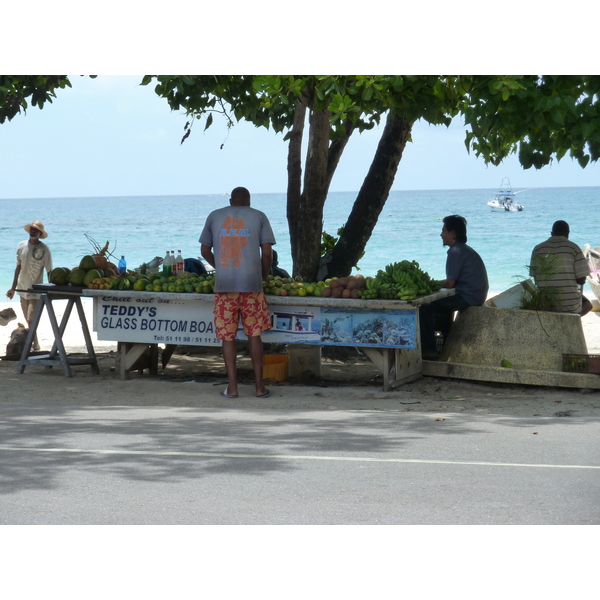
left=0, top=75, right=72, bottom=124
left=142, top=75, right=600, bottom=170
left=2, top=75, right=599, bottom=170
left=142, top=75, right=461, bottom=140
left=461, top=75, right=600, bottom=169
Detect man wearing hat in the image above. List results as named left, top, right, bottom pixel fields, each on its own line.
left=6, top=220, right=53, bottom=351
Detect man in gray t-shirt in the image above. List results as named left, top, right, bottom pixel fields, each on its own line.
left=200, top=197, right=276, bottom=293
left=200, top=187, right=276, bottom=399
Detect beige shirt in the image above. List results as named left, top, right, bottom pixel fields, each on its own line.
left=16, top=240, right=53, bottom=299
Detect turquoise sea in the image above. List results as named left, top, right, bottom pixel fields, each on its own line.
left=1, top=187, right=598, bottom=297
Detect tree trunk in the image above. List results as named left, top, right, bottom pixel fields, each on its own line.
left=286, top=111, right=355, bottom=280
left=289, top=108, right=331, bottom=279
left=286, top=98, right=306, bottom=268
left=327, top=112, right=413, bottom=277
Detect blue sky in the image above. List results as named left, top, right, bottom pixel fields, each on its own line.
left=1, top=74, right=598, bottom=199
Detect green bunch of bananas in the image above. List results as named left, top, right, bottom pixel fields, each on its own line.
left=375, top=282, right=400, bottom=299
left=358, top=276, right=381, bottom=299
left=373, top=260, right=442, bottom=301
left=109, top=274, right=132, bottom=290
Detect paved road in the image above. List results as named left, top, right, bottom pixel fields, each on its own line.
left=1, top=402, right=599, bottom=524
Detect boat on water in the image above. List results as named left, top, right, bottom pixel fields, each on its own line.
left=487, top=178, right=524, bottom=212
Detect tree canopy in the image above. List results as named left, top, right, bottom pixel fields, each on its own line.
left=460, top=76, right=600, bottom=169
left=0, top=75, right=72, bottom=124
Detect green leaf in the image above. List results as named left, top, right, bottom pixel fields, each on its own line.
left=577, top=154, right=590, bottom=168
left=581, top=121, right=596, bottom=138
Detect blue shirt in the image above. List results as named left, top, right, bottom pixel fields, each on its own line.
left=446, top=242, right=489, bottom=306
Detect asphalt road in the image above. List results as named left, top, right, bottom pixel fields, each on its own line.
left=1, top=401, right=599, bottom=525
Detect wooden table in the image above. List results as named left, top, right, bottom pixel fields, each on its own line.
left=16, top=287, right=99, bottom=377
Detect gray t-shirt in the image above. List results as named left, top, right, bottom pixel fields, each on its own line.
left=446, top=242, right=489, bottom=306
left=199, top=205, right=276, bottom=292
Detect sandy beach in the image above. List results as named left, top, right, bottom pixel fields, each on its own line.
left=1, top=297, right=600, bottom=417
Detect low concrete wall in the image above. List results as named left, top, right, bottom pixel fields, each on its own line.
left=423, top=306, right=600, bottom=389
left=440, top=306, right=587, bottom=371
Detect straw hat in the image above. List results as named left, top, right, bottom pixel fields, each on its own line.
left=24, top=220, right=48, bottom=239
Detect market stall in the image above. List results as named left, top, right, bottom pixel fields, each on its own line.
left=82, top=288, right=454, bottom=389
left=18, top=252, right=452, bottom=389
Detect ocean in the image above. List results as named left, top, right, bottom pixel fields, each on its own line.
left=1, top=187, right=598, bottom=297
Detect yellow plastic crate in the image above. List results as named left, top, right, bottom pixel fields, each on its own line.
left=263, top=354, right=289, bottom=382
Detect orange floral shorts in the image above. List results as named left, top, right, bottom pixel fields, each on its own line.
left=214, top=292, right=272, bottom=341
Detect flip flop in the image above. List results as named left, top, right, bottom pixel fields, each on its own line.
left=220, top=388, right=238, bottom=398
left=256, top=389, right=271, bottom=398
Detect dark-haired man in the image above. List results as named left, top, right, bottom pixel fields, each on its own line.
left=530, top=220, right=592, bottom=316
left=420, top=214, right=489, bottom=356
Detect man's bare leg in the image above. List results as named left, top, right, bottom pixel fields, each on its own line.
left=222, top=339, right=239, bottom=397
left=248, top=334, right=269, bottom=397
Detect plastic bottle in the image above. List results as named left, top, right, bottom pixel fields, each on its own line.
left=176, top=251, right=184, bottom=277
left=118, top=255, right=127, bottom=274
left=170, top=251, right=177, bottom=277
left=163, top=250, right=171, bottom=277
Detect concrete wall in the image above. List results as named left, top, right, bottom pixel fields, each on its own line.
left=440, top=306, right=587, bottom=371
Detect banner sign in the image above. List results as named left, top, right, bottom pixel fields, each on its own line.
left=93, top=295, right=417, bottom=349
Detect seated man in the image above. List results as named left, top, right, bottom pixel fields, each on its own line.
left=269, top=249, right=290, bottom=279
left=529, top=220, right=592, bottom=317
left=184, top=258, right=208, bottom=276
left=420, top=214, right=489, bottom=356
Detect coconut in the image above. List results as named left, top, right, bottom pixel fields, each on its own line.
left=83, top=269, right=104, bottom=286
left=93, top=254, right=108, bottom=269
left=106, top=262, right=119, bottom=275
left=49, top=267, right=69, bottom=286
left=79, top=255, right=97, bottom=272
left=321, top=287, right=333, bottom=298
left=69, top=268, right=87, bottom=286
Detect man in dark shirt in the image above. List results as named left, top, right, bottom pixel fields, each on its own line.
left=420, top=214, right=489, bottom=356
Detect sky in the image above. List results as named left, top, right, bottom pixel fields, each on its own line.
left=2, top=6, right=598, bottom=200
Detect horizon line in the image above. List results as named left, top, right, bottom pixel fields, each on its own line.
left=2, top=184, right=599, bottom=202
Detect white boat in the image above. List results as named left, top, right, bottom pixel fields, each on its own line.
left=487, top=178, right=524, bottom=212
